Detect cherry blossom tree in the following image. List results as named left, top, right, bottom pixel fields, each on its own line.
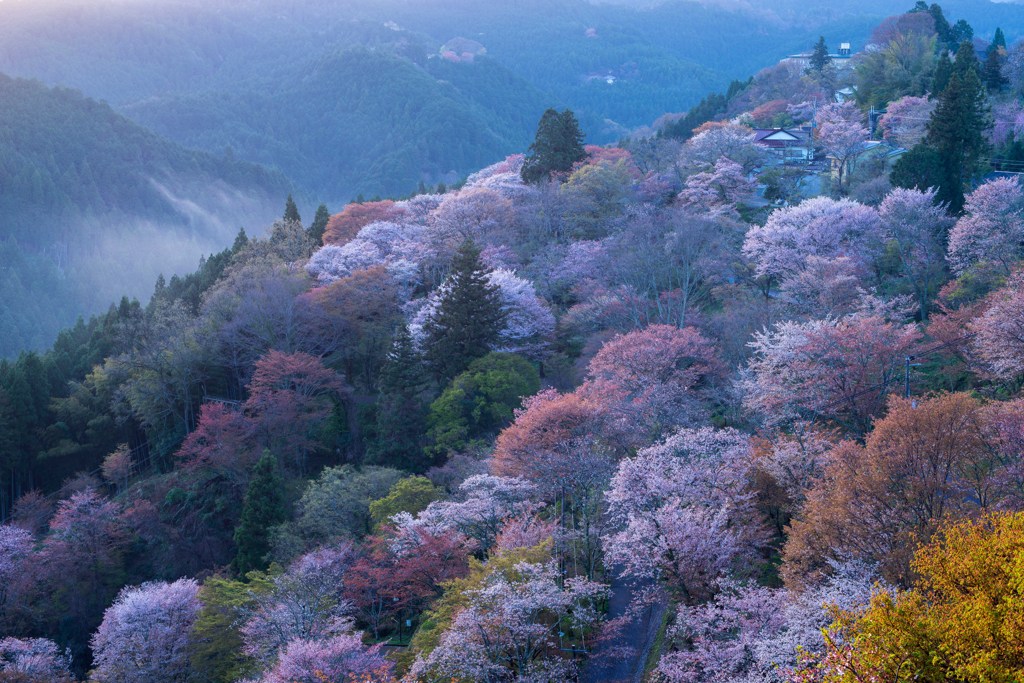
left=90, top=578, right=202, bottom=683
left=604, top=428, right=764, bottom=601
left=244, top=350, right=347, bottom=473
left=970, top=270, right=1024, bottom=380
left=741, top=313, right=920, bottom=433
left=878, top=187, right=954, bottom=319
left=0, top=638, right=73, bottom=682
left=679, top=124, right=767, bottom=175
left=322, top=200, right=406, bottom=246
left=815, top=102, right=868, bottom=194
left=428, top=187, right=515, bottom=250
left=241, top=543, right=356, bottom=665
left=742, top=197, right=883, bottom=288
left=391, top=474, right=537, bottom=555
left=677, top=158, right=755, bottom=216
left=246, top=635, right=394, bottom=683
left=580, top=324, right=724, bottom=440
left=0, top=525, right=32, bottom=613
left=947, top=177, right=1024, bottom=275
left=877, top=96, right=935, bottom=149
left=655, top=561, right=882, bottom=683
left=411, top=559, right=607, bottom=682
left=487, top=269, right=556, bottom=359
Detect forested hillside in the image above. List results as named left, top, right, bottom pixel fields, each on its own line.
left=0, top=75, right=289, bottom=356
left=4, top=1, right=1024, bottom=682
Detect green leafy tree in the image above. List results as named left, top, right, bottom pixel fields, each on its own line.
left=924, top=45, right=989, bottom=212
left=367, top=326, right=431, bottom=472
left=368, top=476, right=443, bottom=528
left=307, top=203, right=330, bottom=245
left=423, top=240, right=507, bottom=382
left=233, top=450, right=287, bottom=576
left=426, top=353, right=540, bottom=458
left=295, top=465, right=404, bottom=541
left=521, top=108, right=586, bottom=184
left=809, top=36, right=832, bottom=73
left=189, top=575, right=271, bottom=683
left=283, top=194, right=301, bottom=223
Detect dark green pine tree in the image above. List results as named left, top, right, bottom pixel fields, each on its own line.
left=809, top=36, right=832, bottom=73
left=952, top=41, right=981, bottom=79
left=423, top=240, right=507, bottom=382
left=521, top=108, right=587, bottom=184
left=984, top=48, right=1008, bottom=92
left=928, top=3, right=953, bottom=48
left=368, top=325, right=432, bottom=472
left=233, top=450, right=286, bottom=576
left=925, top=62, right=989, bottom=213
left=991, top=27, right=1007, bottom=50
left=232, top=227, right=249, bottom=253
left=283, top=194, right=301, bottom=224
left=933, top=50, right=953, bottom=96
left=307, top=204, right=330, bottom=245
left=890, top=144, right=946, bottom=193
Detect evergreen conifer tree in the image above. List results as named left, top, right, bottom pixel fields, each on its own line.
left=521, top=108, right=587, bottom=184
left=992, top=27, right=1007, bottom=51
left=933, top=50, right=953, bottom=96
left=423, top=240, right=506, bottom=381
left=984, top=49, right=1008, bottom=92
left=809, top=36, right=832, bottom=73
left=308, top=204, right=330, bottom=245
left=233, top=450, right=286, bottom=576
left=283, top=194, right=301, bottom=224
left=232, top=228, right=249, bottom=253
left=368, top=325, right=432, bottom=472
left=925, top=52, right=989, bottom=213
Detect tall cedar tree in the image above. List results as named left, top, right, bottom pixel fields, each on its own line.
left=809, top=37, right=831, bottom=73
left=233, top=450, right=286, bottom=575
left=933, top=50, right=953, bottom=96
left=992, top=27, right=1007, bottom=50
left=925, top=43, right=989, bottom=213
left=308, top=203, right=330, bottom=245
left=521, top=108, right=586, bottom=184
left=423, top=240, right=507, bottom=382
left=984, top=47, right=1008, bottom=92
left=283, top=194, right=301, bottom=224
left=368, top=326, right=432, bottom=472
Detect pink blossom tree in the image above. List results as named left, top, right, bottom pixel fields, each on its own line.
left=970, top=270, right=1024, bottom=380
left=0, top=637, right=73, bottom=682
left=603, top=428, right=764, bottom=601
left=742, top=197, right=883, bottom=289
left=247, top=634, right=394, bottom=683
left=411, top=560, right=607, bottom=682
left=392, top=474, right=537, bottom=555
left=241, top=543, right=356, bottom=665
left=0, top=525, right=32, bottom=613
left=679, top=124, right=767, bottom=174
left=741, top=313, right=921, bottom=433
left=878, top=187, right=955, bottom=319
left=947, top=177, right=1024, bottom=275
left=815, top=102, right=868, bottom=194
left=90, top=578, right=202, bottom=683
left=677, top=158, right=755, bottom=217
left=877, top=96, right=935, bottom=149
left=580, top=324, right=724, bottom=441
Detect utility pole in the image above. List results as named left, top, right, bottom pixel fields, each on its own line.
left=905, top=355, right=922, bottom=398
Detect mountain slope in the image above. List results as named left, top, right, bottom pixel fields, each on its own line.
left=0, top=74, right=291, bottom=356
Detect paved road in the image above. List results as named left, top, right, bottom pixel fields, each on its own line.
left=581, top=574, right=668, bottom=683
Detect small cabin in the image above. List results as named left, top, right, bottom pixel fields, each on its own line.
left=754, top=128, right=814, bottom=163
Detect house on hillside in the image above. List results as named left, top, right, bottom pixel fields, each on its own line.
left=753, top=128, right=815, bottom=163
left=783, top=42, right=855, bottom=71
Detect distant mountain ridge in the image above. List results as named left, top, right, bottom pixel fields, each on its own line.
left=0, top=74, right=290, bottom=356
